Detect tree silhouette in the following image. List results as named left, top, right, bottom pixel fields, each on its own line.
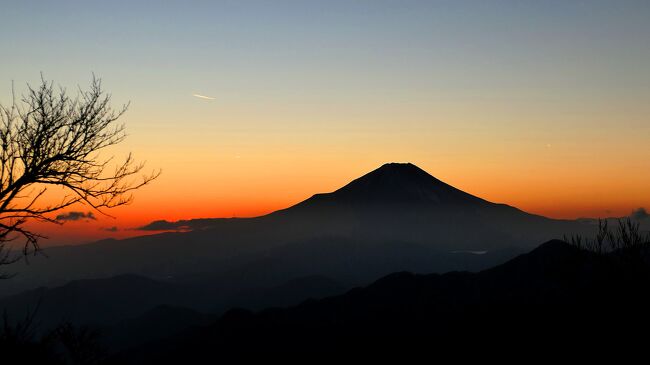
left=0, top=76, right=159, bottom=276
left=565, top=217, right=650, bottom=260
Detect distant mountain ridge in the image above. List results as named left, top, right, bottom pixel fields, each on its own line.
left=267, top=162, right=579, bottom=250
left=136, top=162, right=520, bottom=231
left=0, top=272, right=345, bottom=334
left=1, top=162, right=594, bottom=301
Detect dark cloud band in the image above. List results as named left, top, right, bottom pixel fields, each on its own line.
left=56, top=211, right=96, bottom=222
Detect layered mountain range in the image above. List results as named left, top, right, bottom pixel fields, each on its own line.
left=1, top=163, right=597, bottom=328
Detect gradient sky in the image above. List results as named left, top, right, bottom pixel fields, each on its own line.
left=1, top=0, right=649, bottom=245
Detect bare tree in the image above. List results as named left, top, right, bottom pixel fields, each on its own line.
left=0, top=76, right=159, bottom=276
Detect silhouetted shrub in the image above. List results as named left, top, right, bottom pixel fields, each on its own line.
left=54, top=323, right=107, bottom=365
left=1, top=308, right=106, bottom=364
left=565, top=218, right=650, bottom=259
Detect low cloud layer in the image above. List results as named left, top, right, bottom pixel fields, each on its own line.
left=137, top=220, right=183, bottom=231
left=136, top=218, right=219, bottom=231
left=102, top=226, right=119, bottom=232
left=56, top=211, right=96, bottom=222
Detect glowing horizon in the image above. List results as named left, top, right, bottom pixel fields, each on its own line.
left=22, top=160, right=650, bottom=246
left=2, top=1, right=649, bottom=246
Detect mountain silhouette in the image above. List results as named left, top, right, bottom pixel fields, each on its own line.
left=294, top=162, right=486, bottom=205
left=270, top=162, right=583, bottom=251
left=115, top=240, right=650, bottom=363
left=0, top=275, right=192, bottom=330
left=0, top=272, right=347, bottom=332
left=1, top=163, right=594, bottom=313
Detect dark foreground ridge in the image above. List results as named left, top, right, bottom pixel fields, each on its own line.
left=113, top=240, right=650, bottom=363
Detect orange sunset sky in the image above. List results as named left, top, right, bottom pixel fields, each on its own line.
left=3, top=1, right=650, bottom=246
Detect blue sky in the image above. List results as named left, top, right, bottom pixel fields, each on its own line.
left=2, top=0, right=650, bottom=244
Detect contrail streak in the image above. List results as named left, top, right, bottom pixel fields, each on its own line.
left=192, top=93, right=216, bottom=100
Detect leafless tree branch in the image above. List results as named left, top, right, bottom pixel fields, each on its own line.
left=0, top=75, right=160, bottom=276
